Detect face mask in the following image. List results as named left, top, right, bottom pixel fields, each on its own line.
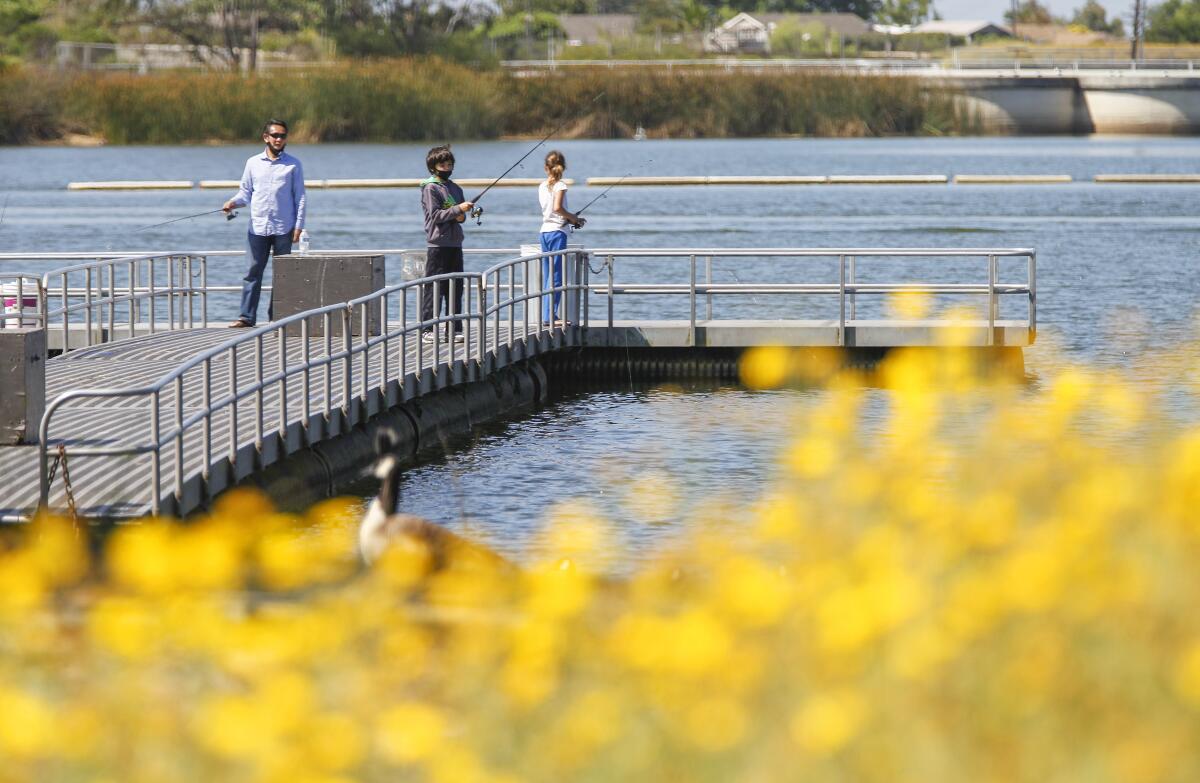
left=436, top=168, right=452, bottom=180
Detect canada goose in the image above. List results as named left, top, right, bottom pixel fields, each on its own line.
left=359, top=429, right=515, bottom=574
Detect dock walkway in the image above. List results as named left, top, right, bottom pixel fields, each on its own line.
left=0, top=246, right=1036, bottom=521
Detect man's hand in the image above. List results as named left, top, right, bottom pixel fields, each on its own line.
left=292, top=228, right=302, bottom=242
left=572, top=216, right=587, bottom=229
left=222, top=200, right=237, bottom=214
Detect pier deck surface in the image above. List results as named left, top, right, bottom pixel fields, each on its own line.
left=0, top=317, right=1029, bottom=522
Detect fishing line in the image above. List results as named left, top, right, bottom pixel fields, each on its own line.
left=468, top=92, right=605, bottom=225
left=571, top=159, right=653, bottom=234
left=135, top=207, right=238, bottom=232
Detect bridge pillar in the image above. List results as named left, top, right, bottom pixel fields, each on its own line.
left=0, top=327, right=45, bottom=445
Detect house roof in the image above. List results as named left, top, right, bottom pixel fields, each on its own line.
left=912, top=20, right=1013, bottom=38
left=558, top=14, right=636, bottom=44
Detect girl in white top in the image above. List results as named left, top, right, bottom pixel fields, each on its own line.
left=537, top=150, right=584, bottom=324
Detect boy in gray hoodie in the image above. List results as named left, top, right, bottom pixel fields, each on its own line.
left=420, top=146, right=474, bottom=341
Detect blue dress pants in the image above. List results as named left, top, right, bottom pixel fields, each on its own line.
left=239, top=231, right=293, bottom=325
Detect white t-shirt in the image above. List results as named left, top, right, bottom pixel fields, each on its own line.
left=538, top=179, right=569, bottom=234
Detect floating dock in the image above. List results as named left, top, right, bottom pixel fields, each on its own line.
left=0, top=246, right=1036, bottom=521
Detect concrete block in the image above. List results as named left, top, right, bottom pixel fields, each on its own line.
left=273, top=254, right=385, bottom=337
left=0, top=328, right=46, bottom=445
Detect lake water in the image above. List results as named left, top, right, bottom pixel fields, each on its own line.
left=2, top=137, right=1198, bottom=558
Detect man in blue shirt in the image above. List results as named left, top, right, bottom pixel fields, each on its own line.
left=222, top=118, right=306, bottom=327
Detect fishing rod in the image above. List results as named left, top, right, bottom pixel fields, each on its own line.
left=468, top=92, right=605, bottom=226
left=135, top=207, right=238, bottom=232
left=570, top=159, right=652, bottom=231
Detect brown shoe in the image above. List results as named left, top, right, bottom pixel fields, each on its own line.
left=228, top=319, right=253, bottom=328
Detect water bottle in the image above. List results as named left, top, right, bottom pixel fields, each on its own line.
left=298, top=229, right=310, bottom=254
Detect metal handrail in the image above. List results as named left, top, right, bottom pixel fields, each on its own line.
left=35, top=245, right=1033, bottom=516
left=36, top=250, right=588, bottom=515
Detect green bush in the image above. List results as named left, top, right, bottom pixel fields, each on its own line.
left=0, top=60, right=976, bottom=145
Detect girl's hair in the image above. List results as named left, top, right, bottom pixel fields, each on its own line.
left=544, top=150, right=566, bottom=183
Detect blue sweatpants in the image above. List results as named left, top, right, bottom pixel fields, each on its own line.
left=539, top=230, right=567, bottom=323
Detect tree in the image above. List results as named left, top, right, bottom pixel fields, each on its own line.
left=1070, top=0, right=1124, bottom=35
left=1004, top=0, right=1053, bottom=24
left=141, top=0, right=318, bottom=69
left=875, top=0, right=931, bottom=26
left=1146, top=0, right=1200, bottom=42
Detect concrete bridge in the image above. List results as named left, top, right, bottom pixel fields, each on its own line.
left=503, top=58, right=1200, bottom=134
left=0, top=246, right=1036, bottom=522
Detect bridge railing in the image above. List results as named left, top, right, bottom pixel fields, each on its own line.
left=37, top=247, right=588, bottom=516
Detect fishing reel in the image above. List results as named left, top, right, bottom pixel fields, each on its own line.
left=470, top=205, right=483, bottom=226
left=225, top=210, right=238, bottom=221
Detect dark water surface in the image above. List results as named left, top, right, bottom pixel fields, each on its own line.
left=3, top=137, right=1197, bottom=555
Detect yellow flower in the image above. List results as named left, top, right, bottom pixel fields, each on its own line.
left=789, top=690, right=867, bottom=756
left=0, top=687, right=55, bottom=759
left=740, top=345, right=790, bottom=389
left=375, top=702, right=449, bottom=765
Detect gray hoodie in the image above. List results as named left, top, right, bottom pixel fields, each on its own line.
left=421, top=176, right=467, bottom=247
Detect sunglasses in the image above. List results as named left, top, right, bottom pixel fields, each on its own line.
left=267, top=132, right=288, bottom=139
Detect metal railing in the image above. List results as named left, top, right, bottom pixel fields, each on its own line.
left=585, top=248, right=1035, bottom=345
left=33, top=245, right=1034, bottom=516
left=37, top=248, right=588, bottom=516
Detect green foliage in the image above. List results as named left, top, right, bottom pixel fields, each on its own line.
left=499, top=68, right=973, bottom=138
left=1070, top=0, right=1124, bottom=35
left=875, top=0, right=931, bottom=26
left=769, top=20, right=833, bottom=57
left=1147, top=0, right=1200, bottom=43
left=0, top=63, right=64, bottom=142
left=0, top=60, right=976, bottom=144
left=1004, top=0, right=1054, bottom=24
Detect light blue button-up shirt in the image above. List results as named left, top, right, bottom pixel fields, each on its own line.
left=230, top=150, right=306, bottom=237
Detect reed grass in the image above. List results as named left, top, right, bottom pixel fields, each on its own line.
left=0, top=60, right=976, bottom=145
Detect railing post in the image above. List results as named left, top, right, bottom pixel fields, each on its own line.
left=228, top=345, right=239, bottom=472
left=477, top=278, right=487, bottom=365
left=838, top=254, right=846, bottom=347
left=341, top=307, right=352, bottom=417
left=200, top=255, right=208, bottom=328
left=127, top=259, right=136, bottom=343
left=147, top=259, right=155, bottom=334
left=705, top=255, right=712, bottom=321
left=202, top=357, right=212, bottom=481
left=61, top=270, right=70, bottom=352
left=987, top=254, right=996, bottom=347
left=278, top=327, right=288, bottom=441
left=301, top=317, right=312, bottom=429
left=173, top=375, right=184, bottom=506
left=84, top=266, right=94, bottom=347
left=1029, top=251, right=1037, bottom=339
left=323, top=312, right=333, bottom=424
left=582, top=252, right=590, bottom=337
left=150, top=390, right=161, bottom=516
left=607, top=255, right=615, bottom=337
left=848, top=255, right=856, bottom=321
left=254, top=332, right=264, bottom=450
left=689, top=254, right=697, bottom=346
left=399, top=292, right=408, bottom=388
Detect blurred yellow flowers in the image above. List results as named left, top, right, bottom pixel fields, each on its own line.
left=2, top=341, right=1200, bottom=782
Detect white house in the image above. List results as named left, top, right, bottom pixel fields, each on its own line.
left=705, top=12, right=871, bottom=55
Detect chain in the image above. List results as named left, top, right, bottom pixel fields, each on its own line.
left=46, top=444, right=80, bottom=527
left=58, top=443, right=79, bottom=524
left=587, top=255, right=610, bottom=276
